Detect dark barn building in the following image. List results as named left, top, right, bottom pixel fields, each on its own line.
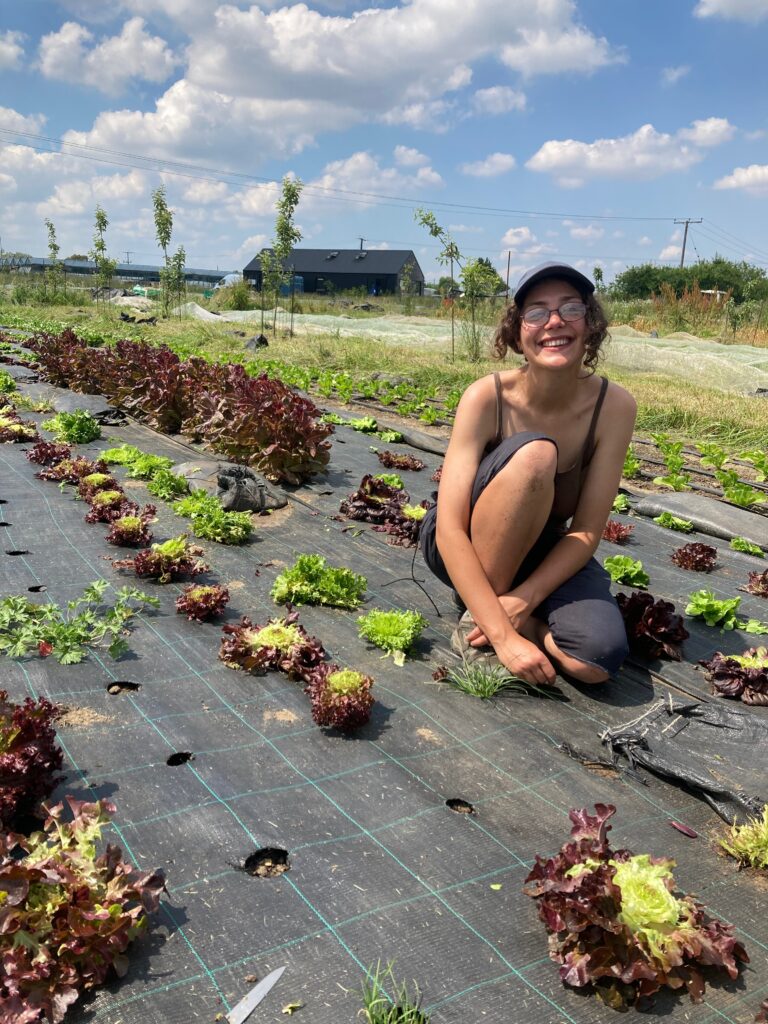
left=243, top=248, right=424, bottom=296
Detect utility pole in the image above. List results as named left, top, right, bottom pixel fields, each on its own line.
left=124, top=251, right=133, bottom=264
left=674, top=218, right=702, bottom=269
left=358, top=237, right=365, bottom=251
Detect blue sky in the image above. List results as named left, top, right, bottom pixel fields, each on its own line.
left=1, top=0, right=767, bottom=284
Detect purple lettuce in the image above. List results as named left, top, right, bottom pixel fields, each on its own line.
left=524, top=804, right=748, bottom=1010
left=671, top=543, right=718, bottom=572
left=219, top=609, right=325, bottom=680
left=699, top=647, right=768, bottom=705
left=0, top=798, right=165, bottom=1023
left=616, top=591, right=689, bottom=661
left=0, top=690, right=63, bottom=829
left=305, top=663, right=374, bottom=731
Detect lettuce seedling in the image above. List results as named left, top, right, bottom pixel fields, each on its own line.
left=616, top=591, right=689, bottom=661
left=652, top=472, right=691, bottom=491
left=82, top=488, right=127, bottom=523
left=26, top=440, right=72, bottom=467
left=746, top=569, right=768, bottom=598
left=376, top=450, right=426, bottom=471
left=0, top=797, right=165, bottom=1023
left=740, top=449, right=768, bottom=482
left=306, top=664, right=374, bottom=731
left=105, top=505, right=157, bottom=547
left=611, top=493, right=631, bottom=514
left=146, top=467, right=190, bottom=500
left=271, top=554, right=367, bottom=609
left=348, top=416, right=379, bottom=433
left=622, top=446, right=641, bottom=480
left=720, top=804, right=768, bottom=869
left=42, top=409, right=101, bottom=443
left=0, top=411, right=39, bottom=443
left=685, top=590, right=742, bottom=629
left=125, top=452, right=174, bottom=480
left=219, top=610, right=324, bottom=680
left=653, top=512, right=693, bottom=532
left=100, top=444, right=143, bottom=465
left=38, top=455, right=107, bottom=484
left=730, top=536, right=764, bottom=558
left=111, top=534, right=208, bottom=584
left=402, top=504, right=427, bottom=521
left=340, top=474, right=408, bottom=523
left=604, top=555, right=649, bottom=588
left=524, top=804, right=748, bottom=1009
left=670, top=543, right=717, bottom=572
left=358, top=608, right=427, bottom=665
left=77, top=472, right=119, bottom=501
left=174, top=490, right=253, bottom=545
left=175, top=584, right=230, bottom=622
left=698, top=442, right=729, bottom=470
left=374, top=473, right=404, bottom=489
left=602, top=519, right=634, bottom=544
left=0, top=690, right=62, bottom=828
left=699, top=647, right=768, bottom=705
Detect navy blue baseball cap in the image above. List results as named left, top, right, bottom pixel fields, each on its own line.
left=513, top=262, right=595, bottom=306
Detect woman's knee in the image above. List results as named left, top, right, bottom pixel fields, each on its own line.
left=497, top=438, right=558, bottom=489
left=547, top=621, right=629, bottom=685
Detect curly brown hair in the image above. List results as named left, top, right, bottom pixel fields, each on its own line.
left=492, top=292, right=609, bottom=373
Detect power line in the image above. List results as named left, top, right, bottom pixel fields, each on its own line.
left=0, top=126, right=679, bottom=224
left=699, top=220, right=768, bottom=264
left=689, top=225, right=768, bottom=267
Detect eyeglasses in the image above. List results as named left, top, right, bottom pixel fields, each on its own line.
left=521, top=301, right=586, bottom=327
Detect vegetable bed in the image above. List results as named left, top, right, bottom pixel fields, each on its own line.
left=0, top=374, right=767, bottom=1024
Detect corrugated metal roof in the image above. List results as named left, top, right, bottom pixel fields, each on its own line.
left=14, top=256, right=232, bottom=277
left=243, top=248, right=423, bottom=278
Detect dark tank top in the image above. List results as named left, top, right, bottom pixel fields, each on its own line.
left=489, top=373, right=609, bottom=523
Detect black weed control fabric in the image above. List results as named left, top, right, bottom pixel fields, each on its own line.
left=602, top=699, right=768, bottom=824
left=1, top=388, right=768, bottom=1024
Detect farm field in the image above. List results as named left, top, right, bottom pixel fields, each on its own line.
left=0, top=312, right=767, bottom=1024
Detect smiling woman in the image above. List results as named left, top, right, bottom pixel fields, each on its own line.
left=420, top=261, right=637, bottom=689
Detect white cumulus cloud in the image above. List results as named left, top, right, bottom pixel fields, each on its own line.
left=471, top=86, right=526, bottom=114
left=0, top=107, right=46, bottom=134
left=714, top=164, right=768, bottom=195
left=0, top=30, right=24, bottom=71
left=526, top=117, right=737, bottom=186
left=393, top=145, right=430, bottom=167
left=501, top=24, right=625, bottom=76
left=659, top=244, right=682, bottom=260
left=38, top=17, right=178, bottom=94
left=565, top=222, right=605, bottom=242
left=694, top=0, right=768, bottom=20
left=60, top=0, right=625, bottom=169
left=460, top=152, right=516, bottom=177
left=679, top=117, right=736, bottom=146
left=661, top=65, right=690, bottom=86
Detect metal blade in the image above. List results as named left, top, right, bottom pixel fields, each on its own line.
left=227, top=966, right=286, bottom=1024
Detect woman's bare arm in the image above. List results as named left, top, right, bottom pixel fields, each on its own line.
left=436, top=376, right=558, bottom=683
left=490, top=383, right=637, bottom=621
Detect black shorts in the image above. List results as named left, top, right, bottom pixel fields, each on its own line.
left=420, top=433, right=629, bottom=676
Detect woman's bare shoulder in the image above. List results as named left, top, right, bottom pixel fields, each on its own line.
left=602, top=378, right=637, bottom=417
left=457, top=372, right=500, bottom=412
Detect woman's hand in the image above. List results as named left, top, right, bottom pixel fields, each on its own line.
left=493, top=633, right=556, bottom=686
left=465, top=588, right=534, bottom=646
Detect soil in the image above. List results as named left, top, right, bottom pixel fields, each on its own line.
left=263, top=708, right=299, bottom=724
left=57, top=705, right=114, bottom=728
left=415, top=727, right=441, bottom=744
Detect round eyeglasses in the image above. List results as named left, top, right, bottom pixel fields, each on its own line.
left=521, top=301, right=586, bottom=327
